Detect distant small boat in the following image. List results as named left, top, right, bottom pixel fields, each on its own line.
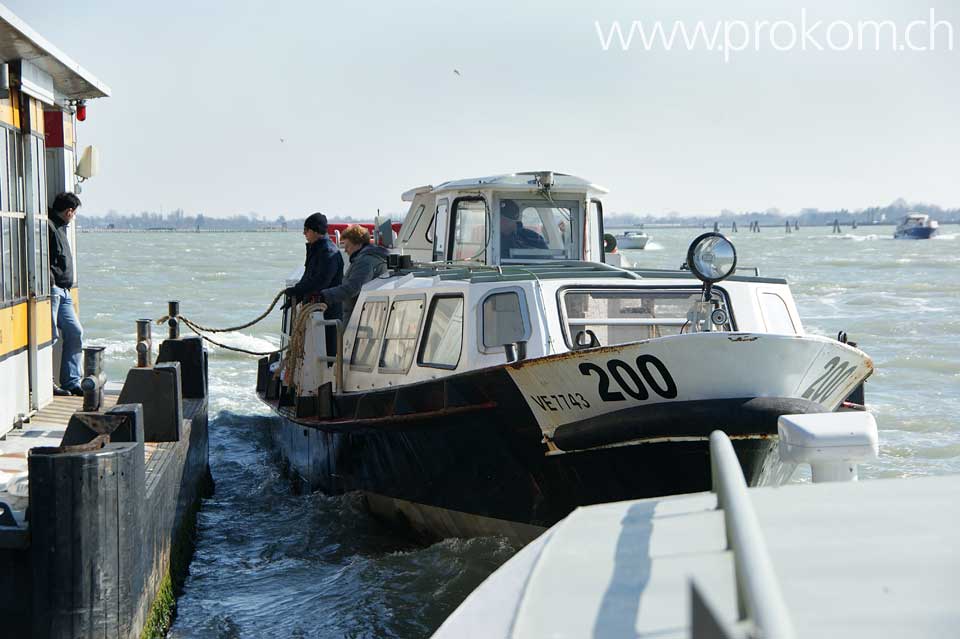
left=615, top=230, right=649, bottom=249
left=894, top=213, right=939, bottom=239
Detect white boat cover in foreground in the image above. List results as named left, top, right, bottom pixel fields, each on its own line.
left=434, top=475, right=960, bottom=639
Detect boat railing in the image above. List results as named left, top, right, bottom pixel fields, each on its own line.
left=707, top=430, right=795, bottom=639
left=567, top=318, right=687, bottom=327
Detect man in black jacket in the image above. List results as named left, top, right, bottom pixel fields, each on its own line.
left=284, top=212, right=344, bottom=356
left=48, top=192, right=84, bottom=396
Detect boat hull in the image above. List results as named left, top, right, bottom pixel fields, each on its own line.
left=894, top=226, right=938, bottom=239
left=617, top=234, right=648, bottom=249
left=260, top=333, right=871, bottom=541
left=268, top=409, right=780, bottom=544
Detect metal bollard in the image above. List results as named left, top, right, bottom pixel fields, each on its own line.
left=167, top=300, right=180, bottom=339
left=136, top=319, right=153, bottom=368
left=79, top=346, right=107, bottom=412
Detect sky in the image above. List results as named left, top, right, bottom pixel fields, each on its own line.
left=8, top=0, right=960, bottom=218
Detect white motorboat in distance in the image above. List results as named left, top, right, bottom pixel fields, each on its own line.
left=616, top=230, right=650, bottom=249
left=894, top=213, right=939, bottom=239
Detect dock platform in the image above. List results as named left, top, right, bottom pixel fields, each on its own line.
left=0, top=336, right=211, bottom=639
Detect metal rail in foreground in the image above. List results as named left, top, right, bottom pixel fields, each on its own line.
left=709, top=430, right=795, bottom=639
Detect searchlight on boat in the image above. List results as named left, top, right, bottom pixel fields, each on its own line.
left=687, top=232, right=737, bottom=284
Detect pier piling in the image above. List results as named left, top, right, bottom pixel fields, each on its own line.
left=136, top=319, right=153, bottom=368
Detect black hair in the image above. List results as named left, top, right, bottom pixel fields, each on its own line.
left=50, top=192, right=82, bottom=214
left=304, top=212, right=328, bottom=233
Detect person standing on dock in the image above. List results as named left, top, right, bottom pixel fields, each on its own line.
left=284, top=213, right=344, bottom=354
left=316, top=224, right=389, bottom=325
left=48, top=192, right=84, bottom=396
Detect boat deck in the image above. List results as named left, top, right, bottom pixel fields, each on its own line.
left=0, top=394, right=159, bottom=525
left=436, top=474, right=960, bottom=638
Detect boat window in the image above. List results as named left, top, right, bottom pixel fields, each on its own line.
left=431, top=199, right=448, bottom=259
left=401, top=204, right=425, bottom=242
left=379, top=298, right=425, bottom=372
left=350, top=300, right=388, bottom=370
left=482, top=290, right=528, bottom=349
left=449, top=198, right=487, bottom=262
left=760, top=292, right=797, bottom=334
left=499, top=198, right=579, bottom=262
left=418, top=295, right=464, bottom=369
left=586, top=199, right=602, bottom=263
left=561, top=288, right=733, bottom=348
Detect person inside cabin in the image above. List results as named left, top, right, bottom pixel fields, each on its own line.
left=284, top=212, right=344, bottom=355
left=48, top=192, right=84, bottom=396
left=316, top=224, right=389, bottom=325
left=499, top=199, right=547, bottom=257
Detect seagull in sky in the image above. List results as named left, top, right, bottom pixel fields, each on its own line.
left=453, top=69, right=461, bottom=76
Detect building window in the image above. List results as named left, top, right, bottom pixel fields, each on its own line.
left=0, top=217, right=9, bottom=301
left=350, top=300, right=388, bottom=370
left=11, top=217, right=22, bottom=299
left=449, top=198, right=487, bottom=262
left=482, top=290, right=528, bottom=349
left=418, top=295, right=464, bottom=369
left=6, top=128, right=22, bottom=212
left=0, top=132, right=8, bottom=212
left=379, top=297, right=424, bottom=372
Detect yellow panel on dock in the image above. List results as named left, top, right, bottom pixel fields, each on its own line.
left=0, top=87, right=20, bottom=127
left=33, top=299, right=52, bottom=345
left=0, top=302, right=28, bottom=359
left=71, top=287, right=80, bottom=314
left=29, top=98, right=44, bottom=135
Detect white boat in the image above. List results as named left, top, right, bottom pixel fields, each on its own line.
left=894, top=213, right=939, bottom=239
left=435, top=413, right=960, bottom=639
left=615, top=230, right=649, bottom=250
left=256, top=171, right=873, bottom=543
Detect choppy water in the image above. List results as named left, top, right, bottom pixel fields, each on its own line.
left=76, top=225, right=959, bottom=638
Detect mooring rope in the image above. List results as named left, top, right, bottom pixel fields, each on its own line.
left=156, top=290, right=288, bottom=357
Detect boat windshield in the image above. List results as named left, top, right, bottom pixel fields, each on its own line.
left=561, top=288, right=733, bottom=348
left=499, top=198, right=579, bottom=262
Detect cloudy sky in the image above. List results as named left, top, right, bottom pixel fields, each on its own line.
left=10, top=0, right=960, bottom=218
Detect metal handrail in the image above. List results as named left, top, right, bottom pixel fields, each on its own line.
left=313, top=317, right=344, bottom=392
left=567, top=317, right=687, bottom=327
left=710, top=430, right=795, bottom=639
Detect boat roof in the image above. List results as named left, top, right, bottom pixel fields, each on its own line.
left=402, top=172, right=609, bottom=201
left=0, top=5, right=111, bottom=100
left=401, top=261, right=785, bottom=285
left=436, top=474, right=960, bottom=638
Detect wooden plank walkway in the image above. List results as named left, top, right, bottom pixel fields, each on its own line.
left=0, top=395, right=158, bottom=522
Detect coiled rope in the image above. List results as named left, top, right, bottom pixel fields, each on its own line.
left=282, top=302, right=328, bottom=385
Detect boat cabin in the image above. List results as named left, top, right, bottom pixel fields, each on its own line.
left=396, top=172, right=609, bottom=265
